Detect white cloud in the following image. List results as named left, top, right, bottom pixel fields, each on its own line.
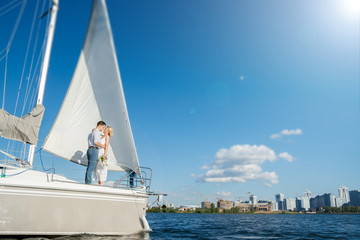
left=281, top=129, right=303, bottom=135
left=198, top=144, right=279, bottom=186
left=271, top=128, right=303, bottom=139
left=200, top=165, right=210, bottom=170
left=279, top=152, right=295, bottom=162
left=270, top=133, right=282, bottom=139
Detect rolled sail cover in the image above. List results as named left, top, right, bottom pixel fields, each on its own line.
left=0, top=104, right=45, bottom=145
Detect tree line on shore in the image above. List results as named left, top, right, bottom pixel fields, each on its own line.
left=147, top=204, right=360, bottom=214
left=147, top=205, right=255, bottom=214
left=323, top=205, right=360, bottom=213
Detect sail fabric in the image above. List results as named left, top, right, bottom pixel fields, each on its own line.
left=42, top=0, right=141, bottom=177
left=0, top=104, right=45, bottom=145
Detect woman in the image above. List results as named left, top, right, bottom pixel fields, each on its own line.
left=94, top=126, right=113, bottom=185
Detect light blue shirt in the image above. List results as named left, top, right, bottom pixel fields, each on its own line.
left=88, top=128, right=102, bottom=147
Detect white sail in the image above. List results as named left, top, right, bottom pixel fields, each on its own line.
left=42, top=0, right=141, bottom=177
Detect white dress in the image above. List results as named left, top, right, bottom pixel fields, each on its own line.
left=94, top=136, right=108, bottom=182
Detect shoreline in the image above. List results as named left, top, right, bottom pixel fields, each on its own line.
left=147, top=209, right=360, bottom=215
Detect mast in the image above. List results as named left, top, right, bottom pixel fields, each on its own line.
left=27, top=0, right=59, bottom=166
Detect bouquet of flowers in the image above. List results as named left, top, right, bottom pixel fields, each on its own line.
left=99, top=155, right=108, bottom=166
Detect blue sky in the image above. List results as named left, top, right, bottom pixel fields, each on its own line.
left=0, top=0, right=359, bottom=206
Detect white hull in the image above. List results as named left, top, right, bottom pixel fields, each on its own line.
left=0, top=166, right=149, bottom=236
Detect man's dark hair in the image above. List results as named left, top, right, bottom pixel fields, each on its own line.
left=97, top=121, right=106, bottom=126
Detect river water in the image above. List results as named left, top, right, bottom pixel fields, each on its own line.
left=146, top=213, right=360, bottom=239
left=10, top=213, right=360, bottom=239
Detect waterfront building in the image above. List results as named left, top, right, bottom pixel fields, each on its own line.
left=284, top=198, right=296, bottom=211
left=278, top=201, right=284, bottom=211
left=338, top=186, right=350, bottom=203
left=273, top=201, right=278, bottom=211
left=310, top=193, right=336, bottom=210
left=319, top=194, right=330, bottom=207
left=296, top=198, right=301, bottom=211
left=330, top=194, right=336, bottom=207
left=275, top=193, right=285, bottom=211
left=233, top=201, right=251, bottom=212
left=250, top=194, right=258, bottom=205
left=335, top=197, right=346, bottom=207
left=254, top=202, right=273, bottom=211
left=201, top=201, right=211, bottom=209
left=276, top=193, right=285, bottom=202
left=216, top=200, right=233, bottom=210
left=296, top=197, right=310, bottom=211
left=179, top=205, right=199, bottom=211
left=310, top=197, right=317, bottom=210
left=304, top=190, right=312, bottom=198
left=349, top=190, right=360, bottom=206
left=272, top=201, right=278, bottom=211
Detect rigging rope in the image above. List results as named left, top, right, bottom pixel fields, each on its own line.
left=3, top=0, right=48, bottom=160
left=0, top=48, right=8, bottom=62
left=2, top=0, right=27, bottom=110
left=22, top=41, right=45, bottom=115
left=0, top=0, right=21, bottom=11
left=2, top=53, right=9, bottom=110
left=39, top=148, right=51, bottom=172
left=3, top=169, right=29, bottom=177
left=0, top=0, right=22, bottom=17
left=5, top=0, right=48, bottom=157
left=21, top=0, right=48, bottom=115
left=13, top=0, right=40, bottom=115
left=12, top=1, right=50, bottom=158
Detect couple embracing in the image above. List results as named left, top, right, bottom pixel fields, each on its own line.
left=85, top=121, right=114, bottom=185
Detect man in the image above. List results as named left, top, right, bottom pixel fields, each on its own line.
left=85, top=121, right=106, bottom=184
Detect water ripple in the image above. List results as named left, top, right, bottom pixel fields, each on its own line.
left=6, top=213, right=360, bottom=240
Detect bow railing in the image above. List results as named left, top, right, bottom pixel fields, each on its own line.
left=113, top=166, right=152, bottom=192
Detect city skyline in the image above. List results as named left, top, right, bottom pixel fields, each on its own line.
left=164, top=185, right=359, bottom=207
left=0, top=0, right=359, bottom=207
left=157, top=185, right=360, bottom=212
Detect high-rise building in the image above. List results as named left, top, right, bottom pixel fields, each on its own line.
left=349, top=190, right=360, bottom=206
left=275, top=193, right=285, bottom=210
left=304, top=190, right=312, bottom=198
left=338, top=186, right=350, bottom=203
left=201, top=201, right=211, bottom=209
left=284, top=198, right=296, bottom=211
left=250, top=195, right=258, bottom=205
left=330, top=194, right=336, bottom=207
left=310, top=197, right=317, bottom=210
left=296, top=198, right=301, bottom=211
left=310, top=193, right=336, bottom=210
left=296, top=197, right=310, bottom=211
left=276, top=193, right=285, bottom=202
left=335, top=197, right=346, bottom=207
left=217, top=200, right=233, bottom=209
left=272, top=201, right=278, bottom=211
left=254, top=202, right=273, bottom=211
left=233, top=201, right=250, bottom=212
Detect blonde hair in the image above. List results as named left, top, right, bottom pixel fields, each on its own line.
left=106, top=126, right=114, bottom=138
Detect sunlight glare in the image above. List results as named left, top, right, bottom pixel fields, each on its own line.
left=342, top=0, right=360, bottom=18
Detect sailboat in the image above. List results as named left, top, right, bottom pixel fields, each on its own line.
left=0, top=0, right=152, bottom=236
